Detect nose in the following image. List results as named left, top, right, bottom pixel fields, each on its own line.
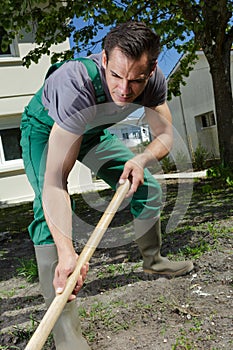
left=119, top=79, right=131, bottom=96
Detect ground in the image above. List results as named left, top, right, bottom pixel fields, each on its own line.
left=0, top=178, right=232, bottom=350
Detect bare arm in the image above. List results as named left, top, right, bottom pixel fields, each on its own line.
left=142, top=101, right=173, bottom=162
left=42, top=123, right=87, bottom=298
left=119, top=102, right=173, bottom=195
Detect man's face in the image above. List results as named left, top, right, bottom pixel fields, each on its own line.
left=102, top=47, right=156, bottom=106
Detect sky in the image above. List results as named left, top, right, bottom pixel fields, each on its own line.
left=158, top=48, right=181, bottom=77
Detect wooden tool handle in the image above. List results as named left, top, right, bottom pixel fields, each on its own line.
left=25, top=180, right=130, bottom=350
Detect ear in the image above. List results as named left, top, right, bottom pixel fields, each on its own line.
left=149, top=60, right=158, bottom=77
left=102, top=50, right=107, bottom=69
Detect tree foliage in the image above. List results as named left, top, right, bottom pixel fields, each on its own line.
left=0, top=0, right=233, bottom=163
left=1, top=1, right=232, bottom=93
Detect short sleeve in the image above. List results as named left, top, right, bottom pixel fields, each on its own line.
left=42, top=60, right=97, bottom=135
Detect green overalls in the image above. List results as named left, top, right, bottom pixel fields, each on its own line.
left=20, top=58, right=162, bottom=245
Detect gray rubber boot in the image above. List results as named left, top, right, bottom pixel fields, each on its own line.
left=34, top=244, right=91, bottom=350
left=134, top=218, right=194, bottom=276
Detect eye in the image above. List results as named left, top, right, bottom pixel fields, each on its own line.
left=130, top=79, right=146, bottom=84
left=110, top=71, right=121, bottom=79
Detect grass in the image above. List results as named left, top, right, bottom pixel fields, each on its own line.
left=0, top=288, right=16, bottom=298
left=171, top=334, right=198, bottom=350
left=7, top=317, right=54, bottom=350
left=171, top=317, right=218, bottom=350
left=96, top=261, right=142, bottom=280
left=16, top=258, right=38, bottom=282
left=0, top=347, right=21, bottom=349
left=79, top=300, right=133, bottom=343
left=0, top=178, right=232, bottom=348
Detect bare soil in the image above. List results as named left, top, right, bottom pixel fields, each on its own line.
left=0, top=178, right=232, bottom=349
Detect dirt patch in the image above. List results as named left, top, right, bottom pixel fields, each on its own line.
left=0, top=179, right=232, bottom=349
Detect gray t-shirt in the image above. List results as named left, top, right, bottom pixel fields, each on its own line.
left=42, top=53, right=167, bottom=135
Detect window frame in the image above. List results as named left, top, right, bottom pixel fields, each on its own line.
left=195, top=111, right=216, bottom=132
left=0, top=26, right=20, bottom=61
left=200, top=111, right=216, bottom=128
left=0, top=117, right=24, bottom=173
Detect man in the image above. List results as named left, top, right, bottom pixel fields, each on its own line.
left=20, top=22, right=193, bottom=349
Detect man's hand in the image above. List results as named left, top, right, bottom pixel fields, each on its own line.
left=119, top=103, right=173, bottom=197
left=54, top=252, right=89, bottom=302
left=119, top=154, right=146, bottom=197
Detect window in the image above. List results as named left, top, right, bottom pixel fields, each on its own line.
left=0, top=128, right=22, bottom=163
left=0, top=26, right=19, bottom=58
left=201, top=112, right=216, bottom=128
left=195, top=111, right=216, bottom=132
left=132, top=127, right=140, bottom=139
left=122, top=132, right=129, bottom=139
left=121, top=128, right=129, bottom=140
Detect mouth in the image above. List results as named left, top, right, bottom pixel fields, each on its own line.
left=114, top=94, right=134, bottom=104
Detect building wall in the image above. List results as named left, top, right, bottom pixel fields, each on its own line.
left=168, top=51, right=233, bottom=159
left=109, top=118, right=150, bottom=149
left=0, top=35, right=93, bottom=206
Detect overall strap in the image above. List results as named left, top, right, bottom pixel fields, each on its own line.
left=77, top=58, right=106, bottom=103
left=45, top=58, right=106, bottom=104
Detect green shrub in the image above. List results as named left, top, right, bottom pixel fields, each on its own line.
left=161, top=156, right=175, bottom=173
left=207, top=164, right=233, bottom=186
left=192, top=144, right=210, bottom=170
left=175, top=150, right=191, bottom=171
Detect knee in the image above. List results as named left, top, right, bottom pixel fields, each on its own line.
left=130, top=172, right=162, bottom=219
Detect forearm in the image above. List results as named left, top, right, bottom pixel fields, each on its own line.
left=42, top=183, right=75, bottom=256
left=42, top=123, right=82, bottom=255
left=132, top=135, right=173, bottom=169
left=41, top=124, right=86, bottom=296
left=140, top=102, right=173, bottom=166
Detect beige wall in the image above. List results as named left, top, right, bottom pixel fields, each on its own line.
left=0, top=36, right=93, bottom=206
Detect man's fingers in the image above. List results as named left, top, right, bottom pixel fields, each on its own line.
left=80, top=262, right=89, bottom=279
left=54, top=261, right=89, bottom=299
left=119, top=157, right=145, bottom=197
left=119, top=164, right=131, bottom=184
left=119, top=178, right=125, bottom=184
left=73, top=267, right=87, bottom=293
left=55, top=271, right=67, bottom=295
left=68, top=294, right=76, bottom=302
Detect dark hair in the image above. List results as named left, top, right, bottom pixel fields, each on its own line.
left=103, top=22, right=160, bottom=71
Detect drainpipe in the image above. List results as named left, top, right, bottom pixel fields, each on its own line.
left=179, top=95, right=192, bottom=157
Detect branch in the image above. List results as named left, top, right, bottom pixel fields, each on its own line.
left=177, top=0, right=202, bottom=23
left=122, top=0, right=152, bottom=19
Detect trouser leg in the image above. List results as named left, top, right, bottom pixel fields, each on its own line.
left=20, top=120, right=53, bottom=245
left=79, top=130, right=193, bottom=276
left=20, top=120, right=90, bottom=348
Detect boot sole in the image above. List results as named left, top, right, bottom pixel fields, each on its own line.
left=143, top=262, right=194, bottom=277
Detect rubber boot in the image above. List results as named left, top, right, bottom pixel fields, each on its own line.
left=34, top=244, right=91, bottom=350
left=134, top=218, right=194, bottom=276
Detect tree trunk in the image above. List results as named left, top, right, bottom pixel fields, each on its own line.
left=206, top=51, right=233, bottom=166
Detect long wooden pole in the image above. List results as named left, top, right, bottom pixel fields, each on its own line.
left=25, top=180, right=130, bottom=350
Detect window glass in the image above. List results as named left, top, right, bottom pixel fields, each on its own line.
left=201, top=112, right=216, bottom=128
left=0, top=128, right=22, bottom=161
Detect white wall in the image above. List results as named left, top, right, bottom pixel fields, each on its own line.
left=168, top=51, right=233, bottom=158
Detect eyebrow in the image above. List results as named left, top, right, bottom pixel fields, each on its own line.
left=110, top=70, right=148, bottom=81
